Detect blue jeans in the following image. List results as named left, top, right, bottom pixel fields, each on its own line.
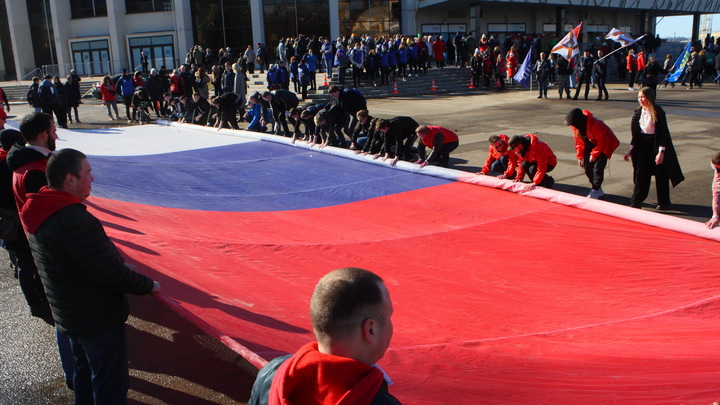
left=490, top=155, right=510, bottom=174
left=70, top=323, right=129, bottom=405
left=57, top=329, right=75, bottom=388
left=324, top=59, right=333, bottom=79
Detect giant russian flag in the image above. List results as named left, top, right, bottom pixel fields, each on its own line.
left=42, top=122, right=720, bottom=403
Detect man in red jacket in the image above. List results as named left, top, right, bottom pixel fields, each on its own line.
left=414, top=125, right=459, bottom=168
left=248, top=267, right=400, bottom=405
left=477, top=134, right=518, bottom=178
left=508, top=133, right=557, bottom=188
left=566, top=108, right=620, bottom=199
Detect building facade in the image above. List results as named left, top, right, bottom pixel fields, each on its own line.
left=0, top=0, right=717, bottom=80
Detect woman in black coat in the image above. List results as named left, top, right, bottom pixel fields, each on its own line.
left=624, top=87, right=684, bottom=210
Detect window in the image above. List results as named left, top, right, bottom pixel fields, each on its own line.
left=263, top=0, right=329, bottom=45
left=129, top=35, right=176, bottom=71
left=26, top=0, right=57, bottom=67
left=338, top=0, right=400, bottom=37
left=191, top=0, right=253, bottom=53
left=125, top=0, right=172, bottom=13
left=70, top=39, right=110, bottom=75
left=70, top=0, right=108, bottom=18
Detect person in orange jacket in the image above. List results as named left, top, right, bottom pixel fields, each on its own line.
left=477, top=134, right=518, bottom=178
left=626, top=49, right=638, bottom=90
left=506, top=46, right=518, bottom=79
left=415, top=125, right=459, bottom=168
left=508, top=133, right=557, bottom=188
left=566, top=108, right=620, bottom=199
left=635, top=48, right=647, bottom=88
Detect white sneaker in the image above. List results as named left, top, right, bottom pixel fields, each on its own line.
left=628, top=87, right=635, bottom=91
left=587, top=188, right=605, bottom=199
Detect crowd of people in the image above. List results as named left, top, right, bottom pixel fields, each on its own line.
left=3, top=29, right=720, bottom=404
left=24, top=72, right=84, bottom=129
left=0, top=113, right=160, bottom=404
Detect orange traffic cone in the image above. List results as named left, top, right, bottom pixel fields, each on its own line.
left=323, top=73, right=329, bottom=87
left=392, top=81, right=399, bottom=94
left=430, top=79, right=437, bottom=91
left=468, top=78, right=475, bottom=89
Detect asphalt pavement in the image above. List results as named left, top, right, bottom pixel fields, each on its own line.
left=1, top=78, right=718, bottom=404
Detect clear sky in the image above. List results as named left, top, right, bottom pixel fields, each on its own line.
left=655, top=14, right=720, bottom=40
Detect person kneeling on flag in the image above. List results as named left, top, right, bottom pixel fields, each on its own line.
left=477, top=134, right=518, bottom=179
left=508, top=134, right=557, bottom=189
left=414, top=125, right=459, bottom=168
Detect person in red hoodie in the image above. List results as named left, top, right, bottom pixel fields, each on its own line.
left=566, top=108, right=620, bottom=199
left=248, top=267, right=399, bottom=405
left=414, top=125, right=459, bottom=168
left=477, top=134, right=518, bottom=178
left=635, top=48, right=647, bottom=88
left=432, top=36, right=446, bottom=68
left=508, top=133, right=557, bottom=188
left=21, top=148, right=159, bottom=404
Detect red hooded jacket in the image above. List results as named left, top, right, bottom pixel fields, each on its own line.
left=572, top=110, right=620, bottom=161
left=515, top=134, right=557, bottom=185
left=481, top=134, right=518, bottom=176
left=268, top=342, right=385, bottom=405
left=21, top=187, right=82, bottom=235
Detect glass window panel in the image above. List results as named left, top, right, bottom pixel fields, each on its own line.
left=338, top=0, right=399, bottom=37
left=71, top=42, right=90, bottom=51
left=129, top=37, right=152, bottom=46
left=191, top=0, right=252, bottom=53
left=90, top=40, right=109, bottom=49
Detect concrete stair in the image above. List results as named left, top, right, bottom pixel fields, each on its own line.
left=245, top=66, right=514, bottom=105
left=2, top=79, right=98, bottom=102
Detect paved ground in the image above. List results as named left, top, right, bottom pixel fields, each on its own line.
left=1, top=80, right=718, bottom=404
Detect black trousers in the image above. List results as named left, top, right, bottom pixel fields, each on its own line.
left=573, top=72, right=591, bottom=99
left=429, top=140, right=459, bottom=167
left=522, top=161, right=555, bottom=187
left=596, top=76, right=608, bottom=99
left=583, top=149, right=608, bottom=190
left=630, top=133, right=670, bottom=207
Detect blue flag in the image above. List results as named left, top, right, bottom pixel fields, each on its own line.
left=513, top=50, right=533, bottom=88
left=667, top=42, right=692, bottom=83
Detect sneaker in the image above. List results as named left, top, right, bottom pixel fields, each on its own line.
left=543, top=176, right=555, bottom=189
left=587, top=188, right=605, bottom=199
left=628, top=87, right=635, bottom=91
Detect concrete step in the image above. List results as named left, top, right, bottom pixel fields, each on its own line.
left=3, top=81, right=96, bottom=101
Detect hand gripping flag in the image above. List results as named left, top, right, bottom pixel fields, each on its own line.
left=605, top=28, right=646, bottom=48
left=551, top=22, right=582, bottom=60
left=667, top=42, right=692, bottom=83
left=513, top=50, right=533, bottom=88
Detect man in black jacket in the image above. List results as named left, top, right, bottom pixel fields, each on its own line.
left=328, top=85, right=367, bottom=138
left=263, top=89, right=299, bottom=137
left=373, top=117, right=419, bottom=166
left=21, top=148, right=159, bottom=405
left=593, top=50, right=609, bottom=101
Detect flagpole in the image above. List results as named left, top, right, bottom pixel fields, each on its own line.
left=595, top=44, right=632, bottom=63
left=596, top=34, right=647, bottom=63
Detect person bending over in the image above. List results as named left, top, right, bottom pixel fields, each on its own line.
left=414, top=125, right=459, bottom=168
left=508, top=134, right=557, bottom=189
